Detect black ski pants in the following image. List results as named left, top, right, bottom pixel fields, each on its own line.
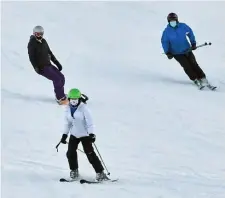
left=66, top=135, right=104, bottom=173
left=173, top=52, right=206, bottom=81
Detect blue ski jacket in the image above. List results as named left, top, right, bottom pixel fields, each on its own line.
left=161, top=22, right=196, bottom=55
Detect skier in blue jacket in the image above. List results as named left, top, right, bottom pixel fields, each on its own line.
left=161, top=13, right=210, bottom=88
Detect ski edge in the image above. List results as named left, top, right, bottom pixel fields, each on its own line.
left=59, top=178, right=119, bottom=184
left=80, top=178, right=119, bottom=184
left=207, top=85, right=217, bottom=90
left=200, top=85, right=217, bottom=91
left=195, top=83, right=217, bottom=91
left=59, top=178, right=79, bottom=182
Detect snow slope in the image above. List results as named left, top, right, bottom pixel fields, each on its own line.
left=1, top=1, right=225, bottom=198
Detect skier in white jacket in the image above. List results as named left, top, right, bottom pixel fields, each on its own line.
left=59, top=88, right=108, bottom=181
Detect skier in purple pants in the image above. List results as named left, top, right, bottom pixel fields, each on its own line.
left=27, top=25, right=68, bottom=105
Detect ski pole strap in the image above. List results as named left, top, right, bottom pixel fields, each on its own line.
left=56, top=142, right=61, bottom=152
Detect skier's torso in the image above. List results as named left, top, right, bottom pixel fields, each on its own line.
left=163, top=23, right=192, bottom=54
left=65, top=103, right=94, bottom=138
left=28, top=36, right=52, bottom=69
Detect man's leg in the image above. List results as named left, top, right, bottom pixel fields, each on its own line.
left=40, top=65, right=66, bottom=100
left=187, top=52, right=206, bottom=80
left=66, top=135, right=80, bottom=179
left=81, top=137, right=104, bottom=173
left=81, top=137, right=108, bottom=181
left=173, top=54, right=198, bottom=81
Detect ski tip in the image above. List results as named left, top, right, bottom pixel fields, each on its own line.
left=80, top=179, right=86, bottom=184
left=60, top=178, right=67, bottom=182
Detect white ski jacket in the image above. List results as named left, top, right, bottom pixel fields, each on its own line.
left=63, top=103, right=94, bottom=138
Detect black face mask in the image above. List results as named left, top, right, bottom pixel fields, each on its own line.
left=34, top=32, right=43, bottom=40
left=36, top=36, right=43, bottom=40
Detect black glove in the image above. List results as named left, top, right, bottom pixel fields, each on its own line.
left=81, top=94, right=89, bottom=104
left=166, top=52, right=173, bottom=60
left=54, top=60, right=62, bottom=71
left=34, top=67, right=40, bottom=74
left=61, top=134, right=68, bottom=144
left=191, top=43, right=197, bottom=50
left=89, top=133, right=96, bottom=143
left=56, top=62, right=62, bottom=71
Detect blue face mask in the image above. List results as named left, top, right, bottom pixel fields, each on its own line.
left=169, top=21, right=177, bottom=28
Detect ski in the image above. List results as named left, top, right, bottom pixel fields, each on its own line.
left=59, top=178, right=79, bottom=182
left=80, top=179, right=99, bottom=184
left=200, top=84, right=217, bottom=91
left=194, top=84, right=205, bottom=90
left=199, top=85, right=205, bottom=90
left=194, top=83, right=217, bottom=91
left=59, top=177, right=118, bottom=184
left=80, top=178, right=118, bottom=184
left=206, top=84, right=217, bottom=90
left=193, top=81, right=204, bottom=90
left=193, top=79, right=217, bottom=91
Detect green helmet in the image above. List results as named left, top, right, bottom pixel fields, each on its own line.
left=68, top=88, right=81, bottom=99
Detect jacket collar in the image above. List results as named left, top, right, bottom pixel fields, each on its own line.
left=30, top=35, right=43, bottom=43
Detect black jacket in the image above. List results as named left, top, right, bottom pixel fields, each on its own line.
left=27, top=35, right=62, bottom=73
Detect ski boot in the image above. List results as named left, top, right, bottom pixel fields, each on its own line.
left=56, top=96, right=69, bottom=105
left=70, top=169, right=79, bottom=180
left=193, top=79, right=204, bottom=90
left=96, top=171, right=109, bottom=181
left=199, top=78, right=217, bottom=90
left=199, top=78, right=209, bottom=86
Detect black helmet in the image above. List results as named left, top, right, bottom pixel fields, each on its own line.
left=167, top=13, right=178, bottom=22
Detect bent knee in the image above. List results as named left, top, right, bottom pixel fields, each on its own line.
left=54, top=78, right=65, bottom=87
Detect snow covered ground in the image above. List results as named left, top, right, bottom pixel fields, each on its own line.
left=1, top=1, right=225, bottom=198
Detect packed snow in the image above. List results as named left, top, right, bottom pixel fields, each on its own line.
left=1, top=1, right=225, bottom=198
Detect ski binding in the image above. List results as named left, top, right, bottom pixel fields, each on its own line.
left=59, top=178, right=79, bottom=182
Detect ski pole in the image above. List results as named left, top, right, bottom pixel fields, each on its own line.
left=93, top=143, right=110, bottom=175
left=186, top=42, right=212, bottom=53
left=162, top=42, right=212, bottom=55
left=56, top=141, right=85, bottom=154
left=195, top=42, right=212, bottom=49
left=78, top=148, right=85, bottom=154
left=56, top=141, right=61, bottom=152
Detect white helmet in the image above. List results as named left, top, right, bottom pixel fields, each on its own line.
left=33, top=25, right=44, bottom=40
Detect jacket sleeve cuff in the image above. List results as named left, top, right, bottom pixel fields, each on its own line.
left=87, top=127, right=94, bottom=134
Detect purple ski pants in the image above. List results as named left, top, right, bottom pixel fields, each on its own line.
left=41, top=65, right=66, bottom=100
